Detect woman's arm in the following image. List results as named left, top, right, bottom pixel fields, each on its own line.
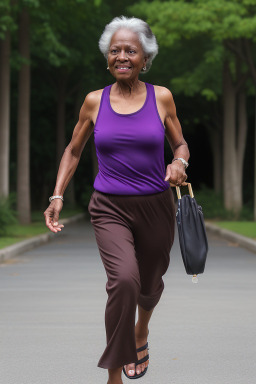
left=156, top=86, right=190, bottom=186
left=44, top=91, right=98, bottom=233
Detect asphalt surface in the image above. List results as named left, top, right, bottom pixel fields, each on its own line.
left=0, top=220, right=256, bottom=384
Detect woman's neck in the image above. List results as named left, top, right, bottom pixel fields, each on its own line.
left=114, top=78, right=143, bottom=96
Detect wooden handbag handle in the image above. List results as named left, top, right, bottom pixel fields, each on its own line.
left=174, top=183, right=194, bottom=199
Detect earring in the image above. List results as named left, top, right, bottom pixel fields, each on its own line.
left=142, top=66, right=146, bottom=71
left=107, top=66, right=109, bottom=70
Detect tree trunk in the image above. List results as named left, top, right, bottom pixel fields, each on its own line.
left=17, top=9, right=31, bottom=224
left=222, top=61, right=247, bottom=216
left=211, top=128, right=222, bottom=194
left=222, top=61, right=238, bottom=212
left=0, top=31, right=11, bottom=198
left=236, top=89, right=248, bottom=210
left=254, top=97, right=256, bottom=221
left=56, top=74, right=67, bottom=168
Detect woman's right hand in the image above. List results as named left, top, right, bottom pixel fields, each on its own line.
left=44, top=200, right=64, bottom=233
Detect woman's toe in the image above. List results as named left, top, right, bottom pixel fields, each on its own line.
left=139, top=364, right=144, bottom=373
left=136, top=366, right=141, bottom=375
left=136, top=363, right=145, bottom=374
left=126, top=363, right=135, bottom=376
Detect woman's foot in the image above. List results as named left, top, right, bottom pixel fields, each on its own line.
left=123, top=327, right=149, bottom=377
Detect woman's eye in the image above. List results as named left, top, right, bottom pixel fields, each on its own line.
left=110, top=49, right=118, bottom=54
left=129, top=50, right=136, bottom=54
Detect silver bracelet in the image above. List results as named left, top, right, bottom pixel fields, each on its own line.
left=49, top=195, right=64, bottom=203
left=172, top=158, right=189, bottom=169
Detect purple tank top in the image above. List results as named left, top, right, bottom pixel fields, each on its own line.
left=93, top=82, right=170, bottom=195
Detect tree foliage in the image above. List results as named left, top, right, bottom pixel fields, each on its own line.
left=130, top=0, right=256, bottom=94
left=130, top=0, right=256, bottom=214
left=130, top=0, right=256, bottom=42
left=0, top=0, right=15, bottom=39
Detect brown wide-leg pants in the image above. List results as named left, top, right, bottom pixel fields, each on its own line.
left=88, top=186, right=176, bottom=369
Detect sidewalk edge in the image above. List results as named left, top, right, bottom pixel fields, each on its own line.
left=205, top=222, right=256, bottom=254
left=0, top=213, right=86, bottom=263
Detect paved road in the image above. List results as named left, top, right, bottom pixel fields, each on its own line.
left=0, top=220, right=255, bottom=384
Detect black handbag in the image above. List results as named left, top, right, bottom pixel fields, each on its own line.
left=175, top=183, right=208, bottom=283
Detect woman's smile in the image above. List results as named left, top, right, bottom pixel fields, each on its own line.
left=115, top=65, right=132, bottom=73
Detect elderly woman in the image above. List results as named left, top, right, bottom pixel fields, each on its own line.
left=44, top=16, right=189, bottom=384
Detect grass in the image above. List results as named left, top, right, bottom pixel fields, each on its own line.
left=0, top=208, right=83, bottom=249
left=214, top=221, right=256, bottom=240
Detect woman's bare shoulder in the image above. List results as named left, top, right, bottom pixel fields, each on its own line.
left=153, top=85, right=176, bottom=118
left=79, top=89, right=104, bottom=122
left=153, top=85, right=173, bottom=103
left=84, top=89, right=104, bottom=108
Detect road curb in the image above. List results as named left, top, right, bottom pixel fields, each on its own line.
left=205, top=221, right=256, bottom=254
left=0, top=213, right=86, bottom=263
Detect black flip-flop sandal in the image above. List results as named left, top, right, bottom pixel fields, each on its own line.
left=123, top=342, right=149, bottom=379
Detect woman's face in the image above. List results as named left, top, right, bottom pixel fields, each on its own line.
left=107, top=28, right=147, bottom=81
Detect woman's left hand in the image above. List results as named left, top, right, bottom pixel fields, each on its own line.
left=164, top=162, right=188, bottom=187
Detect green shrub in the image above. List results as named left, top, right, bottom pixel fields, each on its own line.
left=194, top=185, right=253, bottom=220
left=193, top=185, right=226, bottom=219
left=0, top=195, right=17, bottom=235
